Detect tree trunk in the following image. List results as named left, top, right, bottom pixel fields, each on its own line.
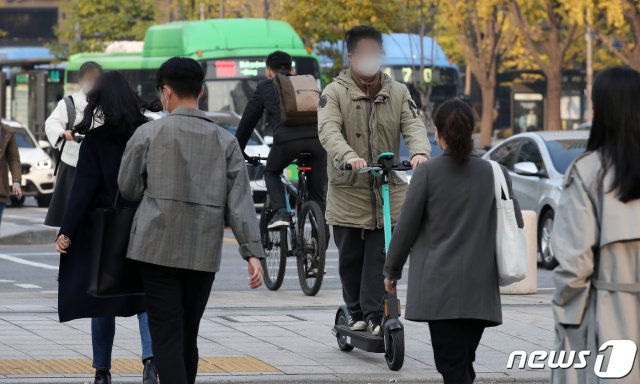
left=464, top=66, right=472, bottom=96
left=479, top=84, right=495, bottom=148
left=545, top=69, right=563, bottom=131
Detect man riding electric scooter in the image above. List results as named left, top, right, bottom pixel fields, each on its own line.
left=318, top=25, right=430, bottom=336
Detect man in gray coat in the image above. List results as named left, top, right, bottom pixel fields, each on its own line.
left=118, top=57, right=264, bottom=384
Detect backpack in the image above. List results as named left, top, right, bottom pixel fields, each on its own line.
left=273, top=73, right=320, bottom=126
left=54, top=95, right=76, bottom=175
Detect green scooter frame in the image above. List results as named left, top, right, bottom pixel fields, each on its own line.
left=332, top=152, right=410, bottom=371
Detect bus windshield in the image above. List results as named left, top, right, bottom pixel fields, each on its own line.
left=204, top=56, right=320, bottom=115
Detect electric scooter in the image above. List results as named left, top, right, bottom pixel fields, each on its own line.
left=332, top=152, right=411, bottom=371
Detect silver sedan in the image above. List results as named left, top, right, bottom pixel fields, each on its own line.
left=483, top=131, right=589, bottom=269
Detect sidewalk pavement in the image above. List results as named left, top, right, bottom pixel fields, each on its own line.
left=0, top=288, right=554, bottom=383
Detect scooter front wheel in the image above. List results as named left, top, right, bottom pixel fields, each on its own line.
left=335, top=307, right=354, bottom=352
left=385, top=328, right=404, bottom=371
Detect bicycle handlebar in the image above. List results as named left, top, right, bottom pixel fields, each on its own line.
left=341, top=159, right=412, bottom=172
left=245, top=155, right=268, bottom=166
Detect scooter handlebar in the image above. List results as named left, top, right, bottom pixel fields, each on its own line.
left=341, top=160, right=412, bottom=172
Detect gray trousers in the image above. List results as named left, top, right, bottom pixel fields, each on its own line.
left=334, top=226, right=386, bottom=322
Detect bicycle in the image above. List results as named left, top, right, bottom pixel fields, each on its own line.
left=247, top=153, right=327, bottom=296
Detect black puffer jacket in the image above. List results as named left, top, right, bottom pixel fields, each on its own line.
left=235, top=77, right=318, bottom=150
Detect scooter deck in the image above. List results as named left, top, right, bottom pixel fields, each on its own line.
left=333, top=325, right=385, bottom=353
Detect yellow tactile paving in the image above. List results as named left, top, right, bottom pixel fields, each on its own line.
left=0, top=356, right=276, bottom=375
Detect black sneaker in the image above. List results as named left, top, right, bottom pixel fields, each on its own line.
left=142, top=358, right=159, bottom=384
left=348, top=313, right=366, bottom=331
left=94, top=370, right=111, bottom=384
left=268, top=209, right=290, bottom=229
left=367, top=318, right=381, bottom=336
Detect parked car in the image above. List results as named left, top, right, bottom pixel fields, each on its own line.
left=2, top=119, right=56, bottom=207
left=204, top=111, right=271, bottom=207
left=483, top=131, right=589, bottom=269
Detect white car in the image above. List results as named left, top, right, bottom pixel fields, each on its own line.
left=483, top=131, right=589, bottom=269
left=2, top=119, right=56, bottom=207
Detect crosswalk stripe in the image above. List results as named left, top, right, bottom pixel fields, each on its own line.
left=0, top=253, right=58, bottom=270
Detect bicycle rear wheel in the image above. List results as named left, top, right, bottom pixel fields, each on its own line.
left=296, top=201, right=327, bottom=296
left=259, top=196, right=288, bottom=291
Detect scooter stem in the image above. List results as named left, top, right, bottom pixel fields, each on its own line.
left=381, top=179, right=392, bottom=254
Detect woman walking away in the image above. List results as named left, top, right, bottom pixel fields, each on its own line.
left=54, top=71, right=159, bottom=384
left=551, top=67, right=640, bottom=384
left=383, top=99, right=523, bottom=384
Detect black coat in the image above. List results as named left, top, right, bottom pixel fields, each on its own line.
left=235, top=77, right=318, bottom=150
left=57, top=125, right=144, bottom=322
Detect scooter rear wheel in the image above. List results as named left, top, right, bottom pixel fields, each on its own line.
left=335, top=308, right=354, bottom=352
left=385, top=328, right=404, bottom=371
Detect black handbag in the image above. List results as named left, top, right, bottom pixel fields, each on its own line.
left=87, top=195, right=143, bottom=297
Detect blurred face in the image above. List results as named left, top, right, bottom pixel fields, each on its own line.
left=348, top=38, right=383, bottom=78
left=79, top=69, right=102, bottom=93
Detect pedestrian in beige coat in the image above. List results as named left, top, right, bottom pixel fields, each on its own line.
left=551, top=67, right=640, bottom=384
left=0, top=122, right=23, bottom=227
left=318, top=26, right=429, bottom=335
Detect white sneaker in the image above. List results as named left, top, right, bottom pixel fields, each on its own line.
left=348, top=316, right=367, bottom=331
left=367, top=319, right=381, bottom=336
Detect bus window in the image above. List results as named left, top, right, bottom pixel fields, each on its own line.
left=204, top=56, right=320, bottom=116
left=66, top=69, right=157, bottom=100
left=382, top=65, right=459, bottom=105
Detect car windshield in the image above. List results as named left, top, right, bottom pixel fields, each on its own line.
left=14, top=128, right=36, bottom=148
left=544, top=139, right=587, bottom=174
left=214, top=121, right=262, bottom=146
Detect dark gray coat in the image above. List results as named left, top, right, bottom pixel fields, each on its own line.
left=384, top=153, right=523, bottom=325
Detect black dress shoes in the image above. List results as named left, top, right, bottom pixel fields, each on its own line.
left=94, top=370, right=111, bottom=384
left=143, top=357, right=159, bottom=384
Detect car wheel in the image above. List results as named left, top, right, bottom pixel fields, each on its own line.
left=36, top=194, right=53, bottom=207
left=10, top=196, right=25, bottom=207
left=538, top=209, right=558, bottom=270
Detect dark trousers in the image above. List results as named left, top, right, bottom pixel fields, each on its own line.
left=334, top=226, right=386, bottom=322
left=139, top=262, right=216, bottom=384
left=428, top=319, right=486, bottom=384
left=264, top=138, right=327, bottom=212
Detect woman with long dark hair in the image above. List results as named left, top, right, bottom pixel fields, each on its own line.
left=54, top=71, right=159, bottom=384
left=551, top=67, right=640, bottom=384
left=383, top=99, right=523, bottom=384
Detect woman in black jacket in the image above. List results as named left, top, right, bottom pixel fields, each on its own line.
left=55, top=71, right=159, bottom=384
left=384, top=99, right=523, bottom=384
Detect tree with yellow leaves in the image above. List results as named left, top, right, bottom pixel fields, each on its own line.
left=436, top=0, right=512, bottom=147
left=586, top=0, right=640, bottom=70
left=509, top=0, right=581, bottom=131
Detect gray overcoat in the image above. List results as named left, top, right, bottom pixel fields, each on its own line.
left=118, top=107, right=264, bottom=273
left=384, top=153, right=523, bottom=324
left=551, top=151, right=640, bottom=384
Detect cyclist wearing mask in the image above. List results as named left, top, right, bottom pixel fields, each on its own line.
left=318, top=25, right=430, bottom=336
left=235, top=51, right=327, bottom=229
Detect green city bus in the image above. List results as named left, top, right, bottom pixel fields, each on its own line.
left=66, top=18, right=321, bottom=127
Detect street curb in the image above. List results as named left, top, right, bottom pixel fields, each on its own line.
left=0, top=227, right=57, bottom=246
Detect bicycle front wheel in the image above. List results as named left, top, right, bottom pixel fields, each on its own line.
left=259, top=197, right=288, bottom=291
left=296, top=201, right=327, bottom=296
